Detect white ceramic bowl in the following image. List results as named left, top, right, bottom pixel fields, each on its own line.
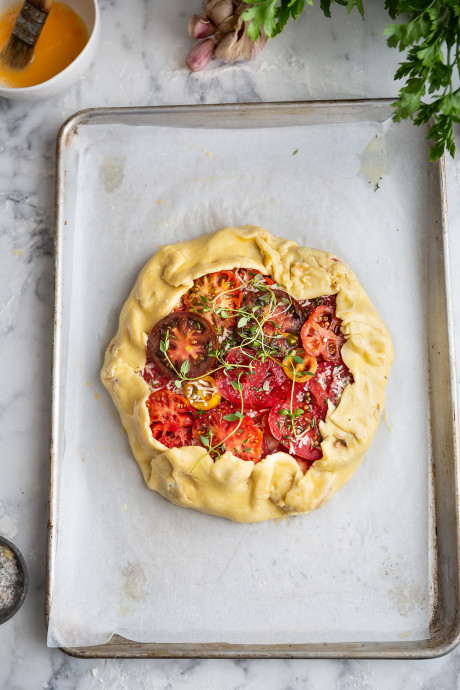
left=0, top=0, right=100, bottom=100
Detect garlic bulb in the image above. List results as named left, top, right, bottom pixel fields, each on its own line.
left=215, top=14, right=266, bottom=63
left=186, top=1, right=267, bottom=72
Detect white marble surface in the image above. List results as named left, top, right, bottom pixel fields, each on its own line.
left=0, top=0, right=459, bottom=687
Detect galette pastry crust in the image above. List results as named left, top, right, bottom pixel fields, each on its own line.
left=101, top=226, right=393, bottom=522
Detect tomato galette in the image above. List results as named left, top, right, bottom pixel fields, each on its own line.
left=101, top=226, right=393, bottom=523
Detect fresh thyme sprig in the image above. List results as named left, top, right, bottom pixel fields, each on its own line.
left=278, top=406, right=305, bottom=440
left=183, top=273, right=298, bottom=381
left=283, top=359, right=304, bottom=439
left=159, top=329, right=181, bottom=381
left=161, top=275, right=303, bottom=400
left=190, top=373, right=245, bottom=472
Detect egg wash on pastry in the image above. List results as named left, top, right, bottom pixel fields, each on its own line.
left=101, top=226, right=393, bottom=523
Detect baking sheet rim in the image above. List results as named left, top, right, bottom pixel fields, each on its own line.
left=46, top=100, right=460, bottom=659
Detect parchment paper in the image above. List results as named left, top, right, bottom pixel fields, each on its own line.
left=48, top=115, right=434, bottom=647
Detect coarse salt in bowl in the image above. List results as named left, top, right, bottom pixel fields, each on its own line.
left=0, top=536, right=28, bottom=624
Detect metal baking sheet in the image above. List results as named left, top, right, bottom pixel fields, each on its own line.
left=46, top=101, right=459, bottom=658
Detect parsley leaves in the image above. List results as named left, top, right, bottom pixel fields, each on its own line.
left=244, top=0, right=311, bottom=40
left=384, top=0, right=460, bottom=161
left=242, top=0, right=460, bottom=160
left=242, top=0, right=363, bottom=40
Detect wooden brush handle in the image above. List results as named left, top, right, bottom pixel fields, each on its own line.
left=11, top=0, right=53, bottom=46
left=29, top=0, right=53, bottom=12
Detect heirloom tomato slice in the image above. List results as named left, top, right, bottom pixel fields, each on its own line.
left=235, top=267, right=274, bottom=286
left=225, top=418, right=263, bottom=463
left=260, top=413, right=314, bottom=472
left=282, top=348, right=317, bottom=383
left=308, top=361, right=353, bottom=411
left=146, top=388, right=195, bottom=448
left=193, top=406, right=262, bottom=463
left=242, top=289, right=305, bottom=352
left=260, top=412, right=286, bottom=456
left=300, top=305, right=345, bottom=362
left=215, top=348, right=290, bottom=410
left=146, top=311, right=218, bottom=379
left=214, top=348, right=262, bottom=406
left=268, top=401, right=323, bottom=461
left=289, top=378, right=327, bottom=420
left=184, top=270, right=243, bottom=322
left=266, top=290, right=305, bottom=334
left=302, top=294, right=337, bottom=313
left=140, top=362, right=169, bottom=391
left=243, top=357, right=290, bottom=409
left=192, top=405, right=236, bottom=448
left=184, top=375, right=221, bottom=410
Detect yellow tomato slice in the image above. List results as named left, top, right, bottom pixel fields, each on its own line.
left=184, top=375, right=222, bottom=410
left=282, top=348, right=317, bottom=383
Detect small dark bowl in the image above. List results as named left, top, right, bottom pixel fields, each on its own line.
left=0, top=536, right=28, bottom=624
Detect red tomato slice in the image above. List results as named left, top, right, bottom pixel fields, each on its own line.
left=259, top=413, right=314, bottom=471
left=308, top=361, right=353, bottom=410
left=262, top=434, right=284, bottom=456
left=150, top=422, right=193, bottom=448
left=244, top=358, right=290, bottom=409
left=215, top=347, right=264, bottom=393
left=261, top=431, right=313, bottom=473
left=141, top=362, right=169, bottom=391
left=146, top=389, right=195, bottom=448
left=215, top=348, right=290, bottom=410
left=300, top=305, right=345, bottom=362
left=261, top=413, right=287, bottom=456
left=235, top=268, right=275, bottom=287
left=146, top=311, right=218, bottom=379
left=225, top=418, right=263, bottom=463
left=192, top=403, right=237, bottom=449
left=172, top=296, right=188, bottom=312
left=268, top=401, right=323, bottom=460
left=184, top=270, right=243, bottom=323
left=290, top=379, right=314, bottom=408
left=289, top=379, right=327, bottom=420
left=301, top=294, right=337, bottom=313
left=192, top=404, right=262, bottom=462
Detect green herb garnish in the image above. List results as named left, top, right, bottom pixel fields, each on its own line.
left=242, top=0, right=460, bottom=160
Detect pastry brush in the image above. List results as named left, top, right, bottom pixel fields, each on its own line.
left=0, top=0, right=53, bottom=70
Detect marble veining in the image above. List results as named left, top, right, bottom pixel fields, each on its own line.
left=0, top=0, right=459, bottom=687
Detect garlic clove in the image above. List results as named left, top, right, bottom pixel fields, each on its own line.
left=188, top=14, right=216, bottom=39
left=216, top=13, right=237, bottom=34
left=205, top=0, right=234, bottom=30
left=214, top=32, right=238, bottom=63
left=186, top=38, right=216, bottom=72
left=215, top=20, right=267, bottom=63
